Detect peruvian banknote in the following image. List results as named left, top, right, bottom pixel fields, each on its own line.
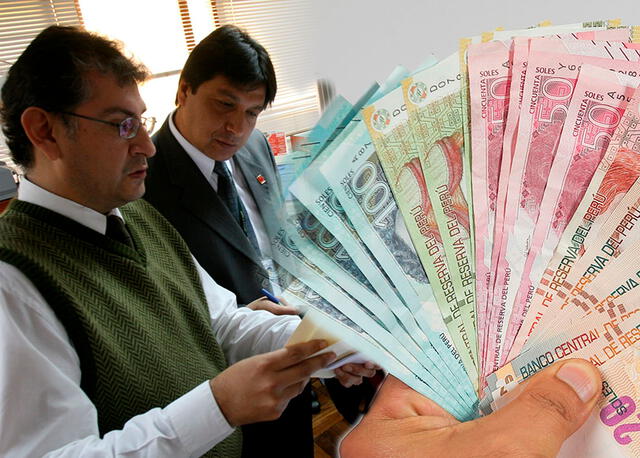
left=512, top=86, right=640, bottom=356
left=488, top=29, right=634, bottom=308
left=537, top=177, right=640, bottom=339
left=537, top=233, right=640, bottom=341
left=318, top=115, right=476, bottom=398
left=503, top=66, right=639, bottom=362
left=270, top=222, right=476, bottom=417
left=363, top=84, right=478, bottom=382
left=403, top=52, right=477, bottom=363
left=490, top=26, right=636, bottom=310
left=467, top=40, right=511, bottom=373
left=484, top=278, right=640, bottom=458
left=286, top=71, right=477, bottom=394
left=489, top=41, right=640, bottom=371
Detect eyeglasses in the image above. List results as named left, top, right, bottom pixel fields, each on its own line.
left=59, top=111, right=156, bottom=139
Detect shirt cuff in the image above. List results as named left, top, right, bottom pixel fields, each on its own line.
left=164, top=381, right=235, bottom=456
left=278, top=317, right=301, bottom=349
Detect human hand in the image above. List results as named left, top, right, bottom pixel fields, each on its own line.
left=211, top=339, right=336, bottom=426
left=247, top=296, right=299, bottom=315
left=340, top=359, right=601, bottom=458
left=334, top=362, right=379, bottom=388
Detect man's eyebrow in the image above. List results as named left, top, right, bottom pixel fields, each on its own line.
left=214, top=89, right=264, bottom=111
left=98, top=106, right=147, bottom=117
left=215, top=89, right=239, bottom=101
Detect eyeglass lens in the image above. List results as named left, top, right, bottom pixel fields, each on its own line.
left=143, top=117, right=156, bottom=134
left=119, top=118, right=138, bottom=139
left=119, top=117, right=156, bottom=139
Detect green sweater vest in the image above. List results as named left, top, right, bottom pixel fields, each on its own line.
left=0, top=199, right=241, bottom=457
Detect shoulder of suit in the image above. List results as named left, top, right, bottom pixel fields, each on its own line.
left=236, top=129, right=274, bottom=166
left=151, top=119, right=172, bottom=149
left=245, top=129, right=270, bottom=151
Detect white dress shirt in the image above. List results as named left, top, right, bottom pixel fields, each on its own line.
left=0, top=179, right=300, bottom=457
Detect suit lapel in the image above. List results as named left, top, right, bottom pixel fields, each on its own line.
left=233, top=139, right=285, bottom=244
left=154, top=121, right=263, bottom=266
left=233, top=141, right=283, bottom=217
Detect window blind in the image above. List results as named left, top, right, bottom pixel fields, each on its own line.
left=177, top=0, right=197, bottom=52
left=211, top=0, right=320, bottom=135
left=0, top=0, right=84, bottom=172
left=0, top=0, right=321, bottom=172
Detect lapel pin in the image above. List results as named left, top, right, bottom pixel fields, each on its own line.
left=256, top=174, right=267, bottom=185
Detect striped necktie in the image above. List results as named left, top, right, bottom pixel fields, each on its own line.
left=214, top=161, right=261, bottom=256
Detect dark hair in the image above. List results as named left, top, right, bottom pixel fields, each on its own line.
left=179, top=24, right=277, bottom=107
left=0, top=25, right=148, bottom=170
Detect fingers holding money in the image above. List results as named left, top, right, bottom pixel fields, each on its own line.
left=341, top=360, right=601, bottom=457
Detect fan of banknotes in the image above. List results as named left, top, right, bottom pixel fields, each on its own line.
left=275, top=20, right=640, bottom=455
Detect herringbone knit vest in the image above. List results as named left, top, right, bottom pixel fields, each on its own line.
left=0, top=199, right=241, bottom=457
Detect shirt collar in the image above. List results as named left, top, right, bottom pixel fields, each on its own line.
left=169, top=110, right=219, bottom=179
left=17, top=177, right=122, bottom=235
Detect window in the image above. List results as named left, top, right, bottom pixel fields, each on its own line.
left=78, top=0, right=189, bottom=142
left=0, top=0, right=84, bottom=171
left=0, top=0, right=320, bottom=173
left=212, top=0, right=320, bottom=134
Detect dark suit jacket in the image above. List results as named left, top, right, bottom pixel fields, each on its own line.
left=145, top=118, right=283, bottom=305
left=144, top=118, right=312, bottom=458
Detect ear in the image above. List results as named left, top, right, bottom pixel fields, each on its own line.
left=175, top=79, right=191, bottom=107
left=20, top=107, right=62, bottom=161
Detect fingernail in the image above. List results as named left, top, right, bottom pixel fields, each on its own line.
left=365, top=362, right=374, bottom=369
left=556, top=360, right=599, bottom=403
left=318, top=340, right=328, bottom=349
left=324, top=352, right=337, bottom=363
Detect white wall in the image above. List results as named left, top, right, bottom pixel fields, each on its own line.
left=311, top=0, right=640, bottom=102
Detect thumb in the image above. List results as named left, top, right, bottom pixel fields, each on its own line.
left=486, top=358, right=601, bottom=456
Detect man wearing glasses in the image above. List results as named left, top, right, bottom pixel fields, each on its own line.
left=0, top=25, right=371, bottom=457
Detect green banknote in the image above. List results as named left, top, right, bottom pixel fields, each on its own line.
left=458, top=35, right=482, bottom=276
left=270, top=223, right=475, bottom=418
left=304, top=307, right=477, bottom=422
left=289, top=140, right=477, bottom=405
left=363, top=85, right=478, bottom=383
left=403, top=51, right=477, bottom=357
left=318, top=119, right=477, bottom=402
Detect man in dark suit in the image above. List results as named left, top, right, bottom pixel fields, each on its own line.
left=144, top=25, right=319, bottom=457
left=147, top=122, right=281, bottom=306
left=145, top=26, right=283, bottom=307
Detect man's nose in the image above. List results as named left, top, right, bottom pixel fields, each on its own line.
left=130, top=126, right=156, bottom=158
left=225, top=109, right=245, bottom=135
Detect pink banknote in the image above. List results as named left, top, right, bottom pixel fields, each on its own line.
left=511, top=87, right=640, bottom=358
left=490, top=28, right=633, bottom=307
left=523, top=150, right=640, bottom=349
left=468, top=40, right=511, bottom=374
left=485, top=30, right=635, bottom=372
left=487, top=47, right=640, bottom=373
left=490, top=39, right=530, bottom=317
left=502, top=66, right=638, bottom=363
